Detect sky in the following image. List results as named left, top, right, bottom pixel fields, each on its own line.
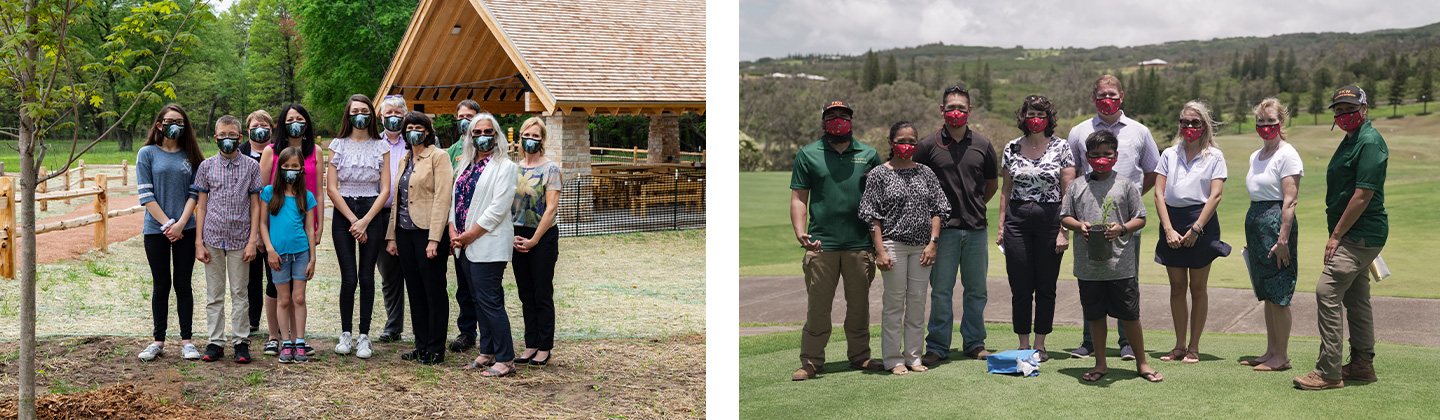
left=739, top=0, right=1440, bottom=61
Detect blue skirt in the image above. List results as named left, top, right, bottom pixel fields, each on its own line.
left=1155, top=204, right=1231, bottom=268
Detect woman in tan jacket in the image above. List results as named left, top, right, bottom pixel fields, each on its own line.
left=385, top=111, right=455, bottom=365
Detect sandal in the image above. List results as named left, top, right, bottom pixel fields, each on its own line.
left=1159, top=348, right=1186, bottom=362
left=1138, top=370, right=1164, bottom=383
left=907, top=364, right=928, bottom=373
left=1082, top=369, right=1108, bottom=382
left=461, top=355, right=496, bottom=370
left=1253, top=361, right=1291, bottom=371
left=1239, top=358, right=1265, bottom=366
left=1182, top=351, right=1200, bottom=364
left=479, top=363, right=514, bottom=378
left=891, top=366, right=908, bottom=375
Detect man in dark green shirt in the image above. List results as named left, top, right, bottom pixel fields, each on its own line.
left=790, top=99, right=884, bottom=380
left=1295, top=85, right=1388, bottom=391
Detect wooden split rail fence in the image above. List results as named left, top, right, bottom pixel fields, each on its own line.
left=0, top=163, right=142, bottom=279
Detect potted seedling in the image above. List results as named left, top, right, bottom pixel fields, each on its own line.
left=1086, top=197, right=1119, bottom=261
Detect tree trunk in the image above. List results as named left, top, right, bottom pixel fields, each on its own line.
left=18, top=2, right=40, bottom=418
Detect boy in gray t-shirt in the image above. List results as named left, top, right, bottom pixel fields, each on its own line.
left=1059, top=130, right=1162, bottom=383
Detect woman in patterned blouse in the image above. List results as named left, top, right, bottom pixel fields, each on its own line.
left=510, top=116, right=562, bottom=367
left=997, top=95, right=1076, bottom=362
left=858, top=121, right=950, bottom=375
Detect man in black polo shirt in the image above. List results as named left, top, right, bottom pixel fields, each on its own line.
left=790, top=100, right=884, bottom=381
left=915, top=85, right=998, bottom=366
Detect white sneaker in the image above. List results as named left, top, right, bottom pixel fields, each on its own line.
left=180, top=343, right=201, bottom=360
left=355, top=334, right=372, bottom=359
left=137, top=343, right=163, bottom=361
left=335, top=332, right=353, bottom=355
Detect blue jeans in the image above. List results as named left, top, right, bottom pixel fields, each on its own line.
left=926, top=228, right=988, bottom=358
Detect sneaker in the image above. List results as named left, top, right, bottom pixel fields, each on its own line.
left=233, top=343, right=252, bottom=364
left=303, top=344, right=315, bottom=355
left=200, top=344, right=224, bottom=362
left=449, top=334, right=475, bottom=353
left=180, top=343, right=202, bottom=360
left=335, top=332, right=353, bottom=355
left=263, top=339, right=281, bottom=356
left=376, top=332, right=401, bottom=343
left=279, top=344, right=295, bottom=364
left=1035, top=349, right=1050, bottom=362
left=137, top=343, right=163, bottom=361
left=1070, top=343, right=1094, bottom=358
left=1294, top=371, right=1344, bottom=390
left=1120, top=345, right=1136, bottom=361
left=355, top=334, right=373, bottom=359
left=294, top=343, right=309, bottom=363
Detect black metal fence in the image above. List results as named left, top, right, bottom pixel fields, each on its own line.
left=557, top=171, right=706, bottom=237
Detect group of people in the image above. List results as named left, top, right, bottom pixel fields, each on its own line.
left=790, top=76, right=1389, bottom=390
left=134, top=94, right=564, bottom=378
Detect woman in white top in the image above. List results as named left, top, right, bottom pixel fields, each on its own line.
left=325, top=94, right=392, bottom=358
left=1153, top=100, right=1232, bottom=364
left=1240, top=97, right=1303, bottom=372
left=449, top=113, right=520, bottom=377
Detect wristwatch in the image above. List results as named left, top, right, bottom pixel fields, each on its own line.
left=930, top=236, right=939, bottom=243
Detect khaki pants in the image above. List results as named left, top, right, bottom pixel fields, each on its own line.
left=880, top=241, right=930, bottom=370
left=799, top=249, right=875, bottom=367
left=205, top=245, right=252, bottom=346
left=1314, top=238, right=1382, bottom=380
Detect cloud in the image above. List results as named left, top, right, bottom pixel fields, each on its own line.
left=739, top=0, right=1440, bottom=60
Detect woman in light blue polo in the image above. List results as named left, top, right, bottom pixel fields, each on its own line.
left=1153, top=100, right=1231, bottom=364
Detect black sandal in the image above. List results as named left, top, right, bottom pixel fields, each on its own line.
left=1138, top=371, right=1164, bottom=383
left=462, top=355, right=496, bottom=370
left=1082, top=370, right=1108, bottom=382
left=480, top=363, right=514, bottom=378
left=528, top=350, right=550, bottom=366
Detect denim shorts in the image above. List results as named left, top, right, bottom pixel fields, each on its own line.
left=271, top=252, right=311, bottom=284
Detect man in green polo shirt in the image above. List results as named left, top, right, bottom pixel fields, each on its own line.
left=1295, top=85, right=1389, bottom=391
left=790, top=99, right=884, bottom=381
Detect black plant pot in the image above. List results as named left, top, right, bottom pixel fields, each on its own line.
left=1086, top=225, right=1112, bottom=261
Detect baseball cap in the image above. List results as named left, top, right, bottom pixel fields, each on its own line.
left=822, top=99, right=853, bottom=116
left=1329, top=85, right=1366, bottom=108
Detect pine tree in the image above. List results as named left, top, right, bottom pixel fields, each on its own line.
left=1419, top=54, right=1435, bottom=114
left=932, top=58, right=947, bottom=90
left=882, top=53, right=899, bottom=85
left=1230, top=51, right=1241, bottom=78
left=979, top=62, right=993, bottom=111
left=1309, top=87, right=1326, bottom=124
left=1390, top=65, right=1408, bottom=117
left=1190, top=77, right=1202, bottom=101
left=862, top=49, right=880, bottom=91
left=908, top=56, right=918, bottom=82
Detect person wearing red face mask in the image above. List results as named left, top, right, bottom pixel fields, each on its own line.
left=790, top=100, right=885, bottom=380
left=913, top=85, right=1000, bottom=366
left=1240, top=98, right=1304, bottom=373
left=1153, top=100, right=1231, bottom=365
left=857, top=121, right=949, bottom=376
left=996, top=95, right=1075, bottom=361
left=1294, top=85, right=1389, bottom=391
left=1065, top=74, right=1161, bottom=360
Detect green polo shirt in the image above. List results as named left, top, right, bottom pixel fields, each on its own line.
left=446, top=140, right=465, bottom=165
left=1326, top=120, right=1388, bottom=247
left=790, top=139, right=883, bottom=251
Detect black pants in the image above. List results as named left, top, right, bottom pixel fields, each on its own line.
left=455, top=255, right=478, bottom=339
left=248, top=247, right=272, bottom=328
left=145, top=229, right=197, bottom=342
left=333, top=196, right=386, bottom=334
left=463, top=258, right=514, bottom=362
left=396, top=227, right=451, bottom=356
left=376, top=208, right=405, bottom=336
left=513, top=226, right=559, bottom=350
left=1003, top=200, right=1064, bottom=336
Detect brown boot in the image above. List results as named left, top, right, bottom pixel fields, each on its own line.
left=1341, top=359, right=1377, bottom=382
left=849, top=358, right=883, bottom=372
left=1293, top=371, right=1344, bottom=390
left=921, top=351, right=946, bottom=367
left=791, top=362, right=823, bottom=381
left=964, top=347, right=992, bottom=360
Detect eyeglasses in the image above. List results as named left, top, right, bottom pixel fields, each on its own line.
left=160, top=119, right=184, bottom=125
left=945, top=85, right=969, bottom=95
left=471, top=129, right=497, bottom=136
left=1025, top=95, right=1048, bottom=102
left=1178, top=119, right=1203, bottom=128
left=383, top=94, right=403, bottom=99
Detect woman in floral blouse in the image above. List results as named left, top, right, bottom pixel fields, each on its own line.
left=997, top=95, right=1076, bottom=361
left=858, top=121, right=950, bottom=376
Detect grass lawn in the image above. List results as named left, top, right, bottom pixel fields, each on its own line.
left=740, top=325, right=1440, bottom=419
left=740, top=113, right=1440, bottom=299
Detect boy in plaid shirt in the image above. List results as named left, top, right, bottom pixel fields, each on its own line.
left=191, top=115, right=265, bottom=363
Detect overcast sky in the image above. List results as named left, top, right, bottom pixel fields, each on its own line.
left=740, top=0, right=1440, bottom=61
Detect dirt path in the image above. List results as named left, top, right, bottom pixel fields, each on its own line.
left=31, top=195, right=143, bottom=265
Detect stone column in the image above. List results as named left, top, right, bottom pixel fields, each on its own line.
left=544, top=111, right=592, bottom=223
left=646, top=113, right=680, bottom=164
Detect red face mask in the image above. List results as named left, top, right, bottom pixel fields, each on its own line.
left=891, top=143, right=916, bottom=159
left=1333, top=111, right=1363, bottom=132
left=1025, top=117, right=1047, bottom=134
left=1181, top=127, right=1203, bottom=142
left=1087, top=156, right=1116, bottom=173
left=944, top=110, right=968, bottom=128
left=1256, top=124, right=1280, bottom=140
left=1095, top=97, right=1121, bottom=115
left=824, top=118, right=851, bottom=136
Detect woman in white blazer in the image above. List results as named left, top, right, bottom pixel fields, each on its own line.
left=447, top=113, right=520, bottom=377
